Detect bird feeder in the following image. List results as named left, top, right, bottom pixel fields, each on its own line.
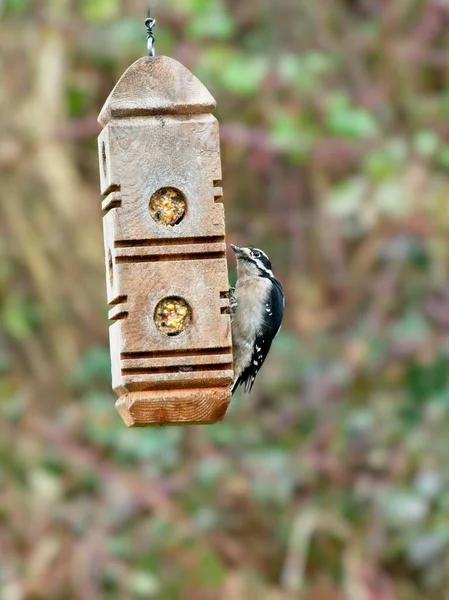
left=97, top=54, right=233, bottom=426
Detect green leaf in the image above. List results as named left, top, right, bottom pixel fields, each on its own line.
left=375, top=180, right=409, bottom=218
left=406, top=532, right=447, bottom=568
left=437, top=145, right=449, bottom=170
left=414, top=469, right=444, bottom=500
left=364, top=149, right=394, bottom=180
left=187, top=2, right=235, bottom=40
left=205, top=421, right=241, bottom=446
left=166, top=0, right=209, bottom=12
left=3, top=0, right=31, bottom=14
left=391, top=310, right=430, bottom=346
left=413, top=130, right=439, bottom=158
left=271, top=114, right=298, bottom=148
left=130, top=571, right=160, bottom=597
left=327, top=106, right=379, bottom=139
left=326, top=94, right=379, bottom=139
left=70, top=346, right=111, bottom=390
left=246, top=449, right=293, bottom=503
left=1, top=297, right=35, bottom=340
left=278, top=52, right=335, bottom=92
left=196, top=456, right=230, bottom=486
left=327, top=177, right=368, bottom=217
left=270, top=113, right=316, bottom=162
left=219, top=54, right=268, bottom=97
left=66, top=86, right=90, bottom=118
left=113, top=428, right=181, bottom=465
left=196, top=550, right=225, bottom=587
left=83, top=0, right=119, bottom=23
left=379, top=489, right=428, bottom=527
left=364, top=139, right=407, bottom=181
left=0, top=349, right=9, bottom=374
left=110, top=18, right=146, bottom=53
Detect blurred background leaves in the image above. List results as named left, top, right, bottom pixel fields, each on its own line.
left=2, top=0, right=449, bottom=598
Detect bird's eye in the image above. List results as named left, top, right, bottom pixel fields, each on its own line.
left=253, top=251, right=261, bottom=258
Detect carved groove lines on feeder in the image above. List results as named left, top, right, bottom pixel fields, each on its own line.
left=98, top=56, right=233, bottom=424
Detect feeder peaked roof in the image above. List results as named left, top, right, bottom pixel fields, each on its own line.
left=98, top=56, right=216, bottom=126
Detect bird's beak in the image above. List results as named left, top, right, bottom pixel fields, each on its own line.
left=231, top=244, right=249, bottom=257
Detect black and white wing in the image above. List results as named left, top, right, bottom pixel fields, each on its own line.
left=232, top=278, right=284, bottom=394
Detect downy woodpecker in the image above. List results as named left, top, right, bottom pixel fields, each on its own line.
left=230, top=245, right=284, bottom=394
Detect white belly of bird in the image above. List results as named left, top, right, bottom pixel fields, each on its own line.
left=231, top=276, right=270, bottom=377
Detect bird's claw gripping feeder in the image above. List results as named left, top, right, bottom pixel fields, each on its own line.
left=98, top=15, right=233, bottom=426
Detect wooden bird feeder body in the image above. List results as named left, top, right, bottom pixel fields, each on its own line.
left=98, top=56, right=233, bottom=426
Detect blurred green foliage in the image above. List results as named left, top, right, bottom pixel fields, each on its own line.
left=2, top=0, right=449, bottom=599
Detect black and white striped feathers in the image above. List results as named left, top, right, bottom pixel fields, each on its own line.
left=230, top=245, right=284, bottom=394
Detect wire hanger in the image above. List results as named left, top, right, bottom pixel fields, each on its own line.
left=145, top=7, right=156, bottom=57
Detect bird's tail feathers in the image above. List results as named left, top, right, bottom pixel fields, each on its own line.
left=230, top=377, right=241, bottom=395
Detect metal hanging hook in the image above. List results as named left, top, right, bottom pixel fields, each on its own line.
left=145, top=8, right=156, bottom=57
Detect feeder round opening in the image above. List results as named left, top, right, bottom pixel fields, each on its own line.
left=149, top=187, right=187, bottom=227
left=154, top=296, right=192, bottom=336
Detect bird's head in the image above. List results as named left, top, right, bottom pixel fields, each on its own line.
left=231, top=245, right=273, bottom=278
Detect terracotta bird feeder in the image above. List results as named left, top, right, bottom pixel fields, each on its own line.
left=97, top=54, right=233, bottom=426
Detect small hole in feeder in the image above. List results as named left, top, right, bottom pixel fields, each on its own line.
left=102, top=141, right=107, bottom=179
left=154, top=297, right=192, bottom=336
left=149, top=187, right=187, bottom=227
left=108, top=249, right=114, bottom=286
